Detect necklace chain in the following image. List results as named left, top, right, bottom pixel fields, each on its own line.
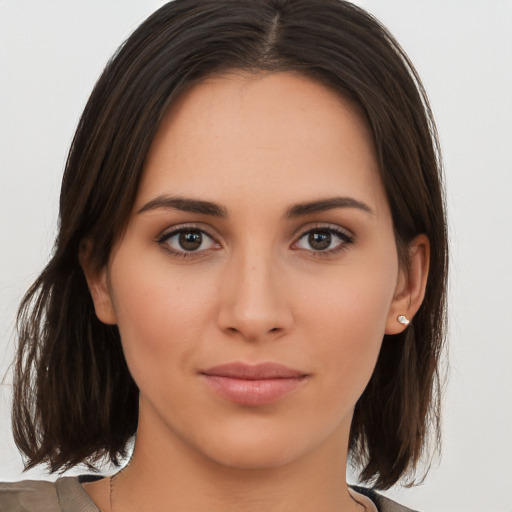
left=109, top=465, right=130, bottom=512
left=109, top=474, right=116, bottom=512
left=109, top=475, right=113, bottom=512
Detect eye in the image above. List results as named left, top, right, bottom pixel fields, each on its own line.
left=158, top=227, right=219, bottom=256
left=294, top=226, right=353, bottom=254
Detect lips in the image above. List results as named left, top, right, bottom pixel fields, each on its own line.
left=200, top=362, right=308, bottom=406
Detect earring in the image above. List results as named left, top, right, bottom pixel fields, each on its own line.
left=397, top=315, right=410, bottom=325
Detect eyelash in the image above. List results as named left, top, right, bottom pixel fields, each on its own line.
left=157, top=224, right=218, bottom=259
left=293, top=225, right=354, bottom=257
left=156, top=224, right=354, bottom=259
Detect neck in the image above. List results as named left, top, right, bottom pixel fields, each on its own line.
left=111, top=408, right=362, bottom=512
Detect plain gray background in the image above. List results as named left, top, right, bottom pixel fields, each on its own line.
left=1, top=1, right=511, bottom=511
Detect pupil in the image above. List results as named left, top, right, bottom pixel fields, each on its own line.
left=309, top=231, right=331, bottom=250
left=179, top=231, right=202, bottom=251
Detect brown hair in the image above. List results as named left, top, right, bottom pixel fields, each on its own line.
left=12, top=0, right=447, bottom=489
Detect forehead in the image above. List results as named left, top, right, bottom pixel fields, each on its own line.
left=137, top=71, right=387, bottom=217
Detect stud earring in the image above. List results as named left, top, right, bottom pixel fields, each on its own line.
left=397, top=315, right=410, bottom=325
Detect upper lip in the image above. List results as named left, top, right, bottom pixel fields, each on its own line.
left=200, top=362, right=307, bottom=380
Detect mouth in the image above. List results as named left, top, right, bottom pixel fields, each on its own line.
left=200, top=362, right=309, bottom=406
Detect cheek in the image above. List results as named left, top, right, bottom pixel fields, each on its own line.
left=108, top=258, right=217, bottom=387
left=297, top=254, right=398, bottom=399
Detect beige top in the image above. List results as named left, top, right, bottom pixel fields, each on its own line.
left=0, top=477, right=418, bottom=512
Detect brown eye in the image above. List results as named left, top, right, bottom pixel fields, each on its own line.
left=179, top=231, right=203, bottom=251
left=294, top=226, right=353, bottom=254
left=159, top=227, right=218, bottom=256
left=308, top=231, right=331, bottom=250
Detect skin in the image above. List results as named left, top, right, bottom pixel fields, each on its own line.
left=82, top=71, right=429, bottom=512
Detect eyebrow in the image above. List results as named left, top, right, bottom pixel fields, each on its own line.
left=138, top=195, right=228, bottom=217
left=137, top=194, right=374, bottom=218
left=284, top=197, right=374, bottom=218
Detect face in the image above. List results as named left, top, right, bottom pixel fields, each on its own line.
left=86, top=72, right=418, bottom=471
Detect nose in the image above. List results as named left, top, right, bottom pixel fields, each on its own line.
left=216, top=249, right=293, bottom=342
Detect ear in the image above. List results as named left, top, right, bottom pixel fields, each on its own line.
left=385, top=234, right=430, bottom=335
left=79, top=239, right=117, bottom=325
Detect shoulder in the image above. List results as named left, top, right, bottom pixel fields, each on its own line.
left=0, top=479, right=61, bottom=512
left=0, top=477, right=100, bottom=512
left=352, top=485, right=420, bottom=512
left=373, top=493, right=420, bottom=512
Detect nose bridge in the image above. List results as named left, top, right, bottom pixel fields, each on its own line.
left=217, top=241, right=292, bottom=340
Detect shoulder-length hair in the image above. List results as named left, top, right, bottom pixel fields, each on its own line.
left=13, top=0, right=447, bottom=490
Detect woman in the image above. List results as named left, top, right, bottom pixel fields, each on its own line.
left=0, top=1, right=447, bottom=511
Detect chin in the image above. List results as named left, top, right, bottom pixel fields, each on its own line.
left=189, top=418, right=337, bottom=472
left=204, top=440, right=306, bottom=471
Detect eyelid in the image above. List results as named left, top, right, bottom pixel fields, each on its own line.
left=292, top=222, right=354, bottom=241
left=157, top=222, right=217, bottom=240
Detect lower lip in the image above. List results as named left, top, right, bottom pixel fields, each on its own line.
left=202, top=375, right=307, bottom=406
